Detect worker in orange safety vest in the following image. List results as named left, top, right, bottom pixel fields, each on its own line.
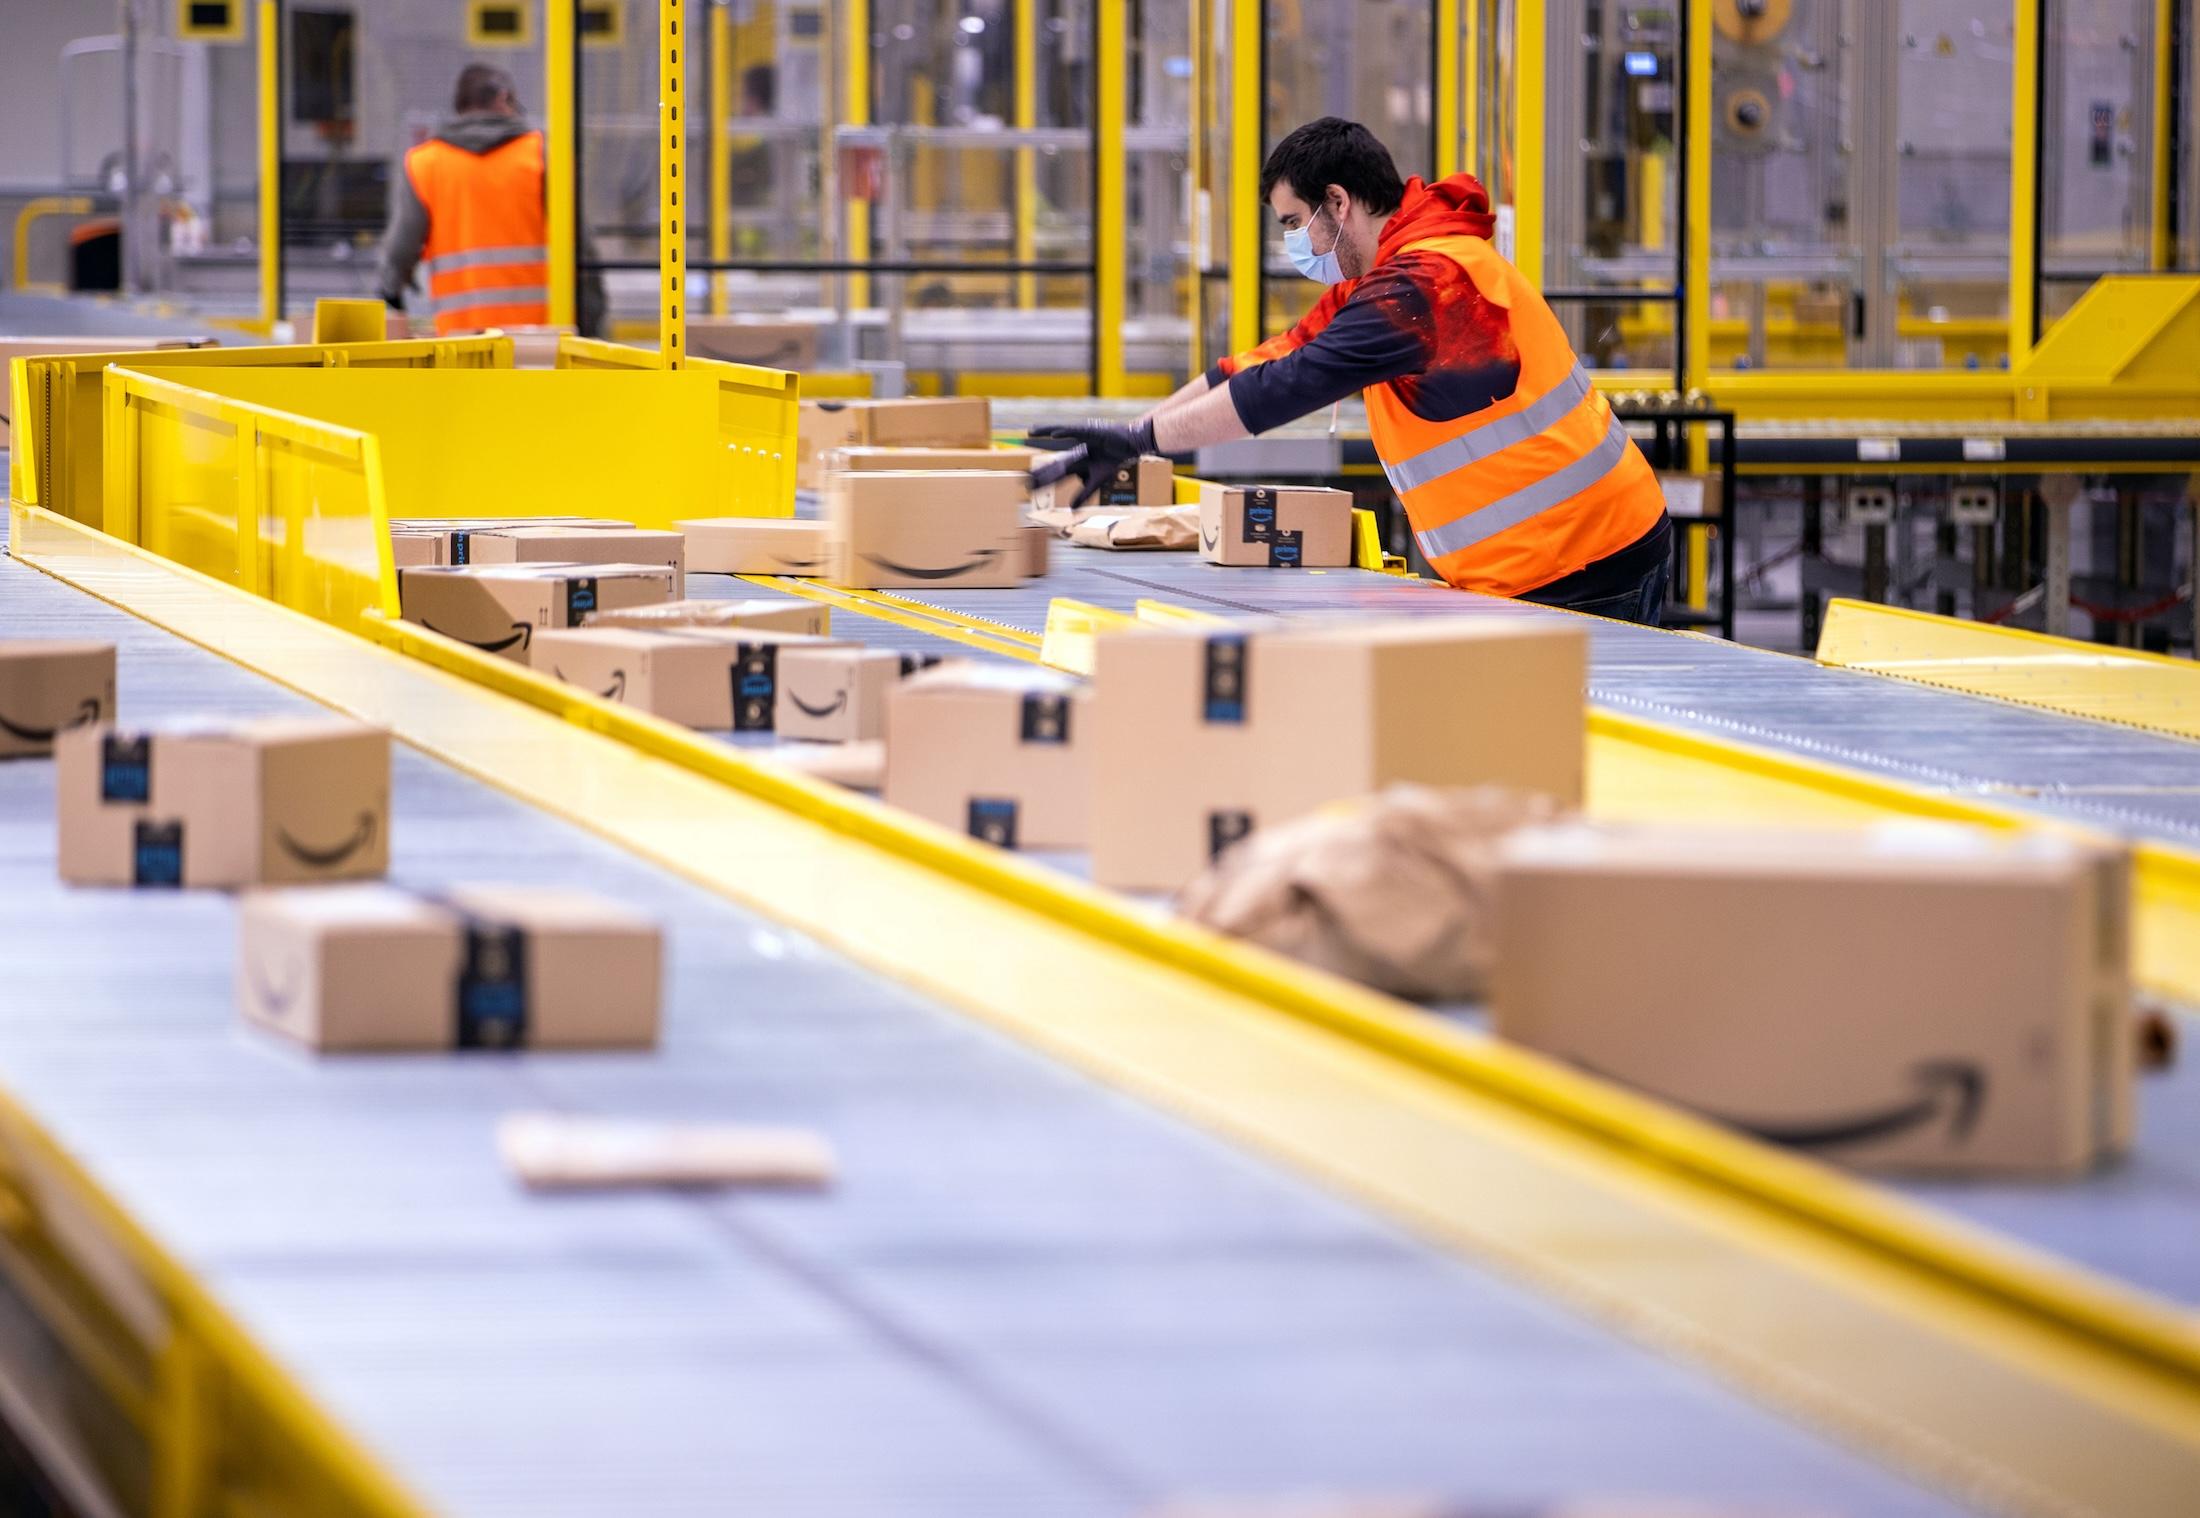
left=1031, top=119, right=1672, bottom=624
left=377, top=64, right=605, bottom=337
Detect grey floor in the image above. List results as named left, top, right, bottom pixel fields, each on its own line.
left=0, top=528, right=1981, bottom=1514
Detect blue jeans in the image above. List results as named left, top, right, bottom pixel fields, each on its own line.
left=1527, top=552, right=1670, bottom=626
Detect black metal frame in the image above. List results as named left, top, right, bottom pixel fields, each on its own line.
left=1626, top=401, right=1737, bottom=640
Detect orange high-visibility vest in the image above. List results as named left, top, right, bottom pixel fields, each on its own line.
left=405, top=131, right=550, bottom=335
left=1365, top=235, right=1664, bottom=597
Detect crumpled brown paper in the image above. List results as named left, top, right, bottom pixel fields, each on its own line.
left=1174, top=784, right=1571, bottom=1001
left=1027, top=502, right=1201, bottom=549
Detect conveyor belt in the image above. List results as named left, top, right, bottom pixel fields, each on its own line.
left=0, top=529, right=1975, bottom=1514
left=738, top=546, right=2200, bottom=1312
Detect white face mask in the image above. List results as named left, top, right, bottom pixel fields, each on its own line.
left=1283, top=203, right=1346, bottom=285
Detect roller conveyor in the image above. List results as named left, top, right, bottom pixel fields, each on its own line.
left=0, top=524, right=1984, bottom=1515
left=682, top=540, right=2200, bottom=1313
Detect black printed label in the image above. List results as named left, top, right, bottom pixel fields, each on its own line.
left=101, top=734, right=151, bottom=803
left=133, top=820, right=183, bottom=887
left=450, top=530, right=472, bottom=565
left=733, top=643, right=777, bottom=730
left=564, top=576, right=599, bottom=622
left=1242, top=487, right=1277, bottom=543
left=454, top=922, right=529, bottom=1049
left=1268, top=530, right=1305, bottom=568
left=967, top=798, right=1019, bottom=849
left=1202, top=635, right=1247, bottom=724
left=1208, top=810, right=1255, bottom=859
left=1020, top=693, right=1070, bottom=744
left=898, top=653, right=943, bottom=677
left=1100, top=464, right=1141, bottom=505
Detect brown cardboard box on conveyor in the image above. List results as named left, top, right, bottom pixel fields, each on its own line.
left=0, top=641, right=116, bottom=759
left=238, top=884, right=661, bottom=1051
left=56, top=717, right=390, bottom=889
left=1197, top=482, right=1354, bottom=568
left=796, top=397, right=993, bottom=488
left=885, top=662, right=1090, bottom=850
left=1490, top=821, right=2135, bottom=1177
left=825, top=471, right=1031, bottom=589
left=397, top=563, right=676, bottom=661
left=1089, top=617, right=1586, bottom=892
left=528, top=626, right=842, bottom=732
left=677, top=517, right=834, bottom=576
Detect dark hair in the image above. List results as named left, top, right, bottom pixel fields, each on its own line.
left=454, top=63, right=518, bottom=114
left=1259, top=118, right=1405, bottom=216
left=741, top=63, right=776, bottom=115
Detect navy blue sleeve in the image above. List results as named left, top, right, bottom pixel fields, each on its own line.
left=1224, top=264, right=1436, bottom=435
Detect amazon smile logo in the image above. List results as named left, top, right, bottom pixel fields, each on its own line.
left=1200, top=524, right=1220, bottom=551
left=1595, top=1059, right=1987, bottom=1151
left=249, top=952, right=306, bottom=1020
left=772, top=555, right=825, bottom=572
left=554, top=667, right=627, bottom=702
left=419, top=618, right=533, bottom=654
left=274, top=810, right=379, bottom=869
left=0, top=695, right=102, bottom=744
left=859, top=549, right=1003, bottom=581
left=785, top=688, right=847, bottom=718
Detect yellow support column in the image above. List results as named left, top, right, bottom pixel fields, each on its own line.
left=709, top=2, right=732, bottom=315
left=1014, top=0, right=1038, bottom=312
left=1094, top=0, right=1127, bottom=395
left=1683, top=0, right=1710, bottom=394
left=1188, top=0, right=1205, bottom=373
left=1229, top=0, right=1261, bottom=356
left=547, top=0, right=577, bottom=329
left=1512, top=0, right=1544, bottom=283
left=845, top=0, right=871, bottom=314
left=2010, top=0, right=2040, bottom=365
left=1462, top=0, right=1478, bottom=175
left=1436, top=0, right=1462, bottom=177
left=257, top=0, right=281, bottom=336
left=660, top=0, right=687, bottom=368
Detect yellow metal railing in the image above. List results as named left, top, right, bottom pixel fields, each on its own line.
left=556, top=335, right=801, bottom=514
left=10, top=335, right=509, bottom=527
left=101, top=366, right=397, bottom=628
left=11, top=195, right=94, bottom=293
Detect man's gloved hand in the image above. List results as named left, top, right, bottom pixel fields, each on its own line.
left=1024, top=417, right=1157, bottom=509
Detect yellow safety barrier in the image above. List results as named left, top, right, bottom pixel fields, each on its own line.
left=310, top=298, right=390, bottom=344
left=123, top=366, right=730, bottom=532
left=1819, top=598, right=2200, bottom=742
left=9, top=335, right=509, bottom=526
left=10, top=195, right=94, bottom=293
left=100, top=367, right=397, bottom=628
left=556, top=335, right=801, bottom=513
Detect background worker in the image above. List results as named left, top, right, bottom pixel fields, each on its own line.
left=377, top=63, right=605, bottom=337
left=1032, top=118, right=1672, bottom=625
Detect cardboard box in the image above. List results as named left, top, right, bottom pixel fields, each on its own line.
left=1198, top=482, right=1353, bottom=568
left=56, top=717, right=390, bottom=889
left=830, top=445, right=1039, bottom=475
left=1032, top=452, right=1175, bottom=514
left=387, top=517, right=633, bottom=569
left=1023, top=523, right=1051, bottom=577
left=238, top=884, right=660, bottom=1051
left=885, top=663, right=1089, bottom=849
left=859, top=396, right=991, bottom=449
left=0, top=641, right=116, bottom=759
left=529, top=626, right=838, bottom=730
left=398, top=564, right=677, bottom=661
left=461, top=526, right=687, bottom=596
left=796, top=401, right=866, bottom=491
left=826, top=471, right=1028, bottom=589
left=1089, top=617, right=1586, bottom=891
left=678, top=517, right=834, bottom=576
left=684, top=316, right=819, bottom=371
left=795, top=397, right=994, bottom=490
left=1490, top=822, right=2134, bottom=1177
left=584, top=597, right=829, bottom=638
left=775, top=646, right=906, bottom=742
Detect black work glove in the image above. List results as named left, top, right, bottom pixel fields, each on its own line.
left=1025, top=418, right=1157, bottom=509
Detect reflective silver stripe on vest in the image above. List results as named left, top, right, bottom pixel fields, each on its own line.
left=1381, top=362, right=1594, bottom=495
left=1414, top=412, right=1633, bottom=562
left=422, top=244, right=549, bottom=279
left=429, top=284, right=550, bottom=316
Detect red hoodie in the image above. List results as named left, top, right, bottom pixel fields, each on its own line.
left=1211, top=173, right=1522, bottom=437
